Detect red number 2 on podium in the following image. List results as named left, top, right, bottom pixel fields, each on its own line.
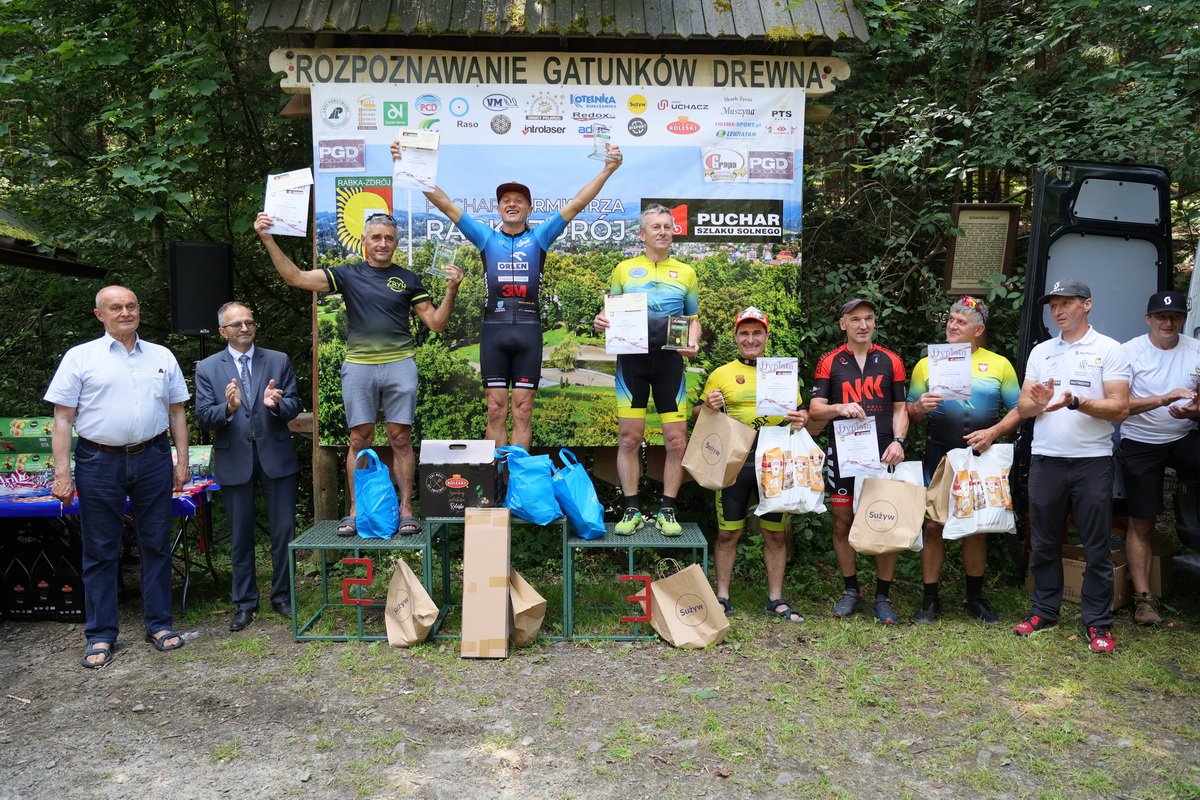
left=341, top=558, right=373, bottom=605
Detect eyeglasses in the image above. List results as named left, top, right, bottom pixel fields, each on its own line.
left=221, top=321, right=257, bottom=330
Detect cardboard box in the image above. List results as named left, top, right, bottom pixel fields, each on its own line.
left=0, top=417, right=55, bottom=454
left=1147, top=544, right=1178, bottom=598
left=461, top=508, right=511, bottom=659
left=419, top=440, right=498, bottom=517
left=1024, top=545, right=1130, bottom=610
left=172, top=445, right=214, bottom=478
left=0, top=453, right=55, bottom=475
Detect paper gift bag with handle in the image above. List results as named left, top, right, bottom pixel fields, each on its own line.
left=508, top=568, right=546, bottom=647
left=926, top=455, right=952, bottom=524
left=641, top=563, right=729, bottom=649
left=942, top=444, right=1016, bottom=539
left=682, top=404, right=756, bottom=491
left=848, top=476, right=927, bottom=555
left=384, top=559, right=438, bottom=647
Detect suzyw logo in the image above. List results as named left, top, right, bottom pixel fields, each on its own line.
left=675, top=593, right=708, bottom=627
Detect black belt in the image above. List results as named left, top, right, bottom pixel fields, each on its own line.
left=78, top=432, right=167, bottom=454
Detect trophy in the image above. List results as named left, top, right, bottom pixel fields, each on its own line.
left=426, top=242, right=457, bottom=278
left=662, top=316, right=691, bottom=350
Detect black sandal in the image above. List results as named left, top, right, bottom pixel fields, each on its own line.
left=765, top=598, right=804, bottom=623
left=717, top=597, right=734, bottom=616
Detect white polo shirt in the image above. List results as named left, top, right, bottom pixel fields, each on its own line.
left=1024, top=325, right=1130, bottom=458
left=44, top=333, right=190, bottom=446
left=1121, top=333, right=1200, bottom=445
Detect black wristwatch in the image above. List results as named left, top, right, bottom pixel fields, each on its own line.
left=1067, top=396, right=1081, bottom=411
left=892, top=437, right=908, bottom=447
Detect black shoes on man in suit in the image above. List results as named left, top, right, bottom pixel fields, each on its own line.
left=229, top=600, right=291, bottom=631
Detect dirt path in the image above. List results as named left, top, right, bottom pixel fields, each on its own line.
left=3, top=581, right=1198, bottom=800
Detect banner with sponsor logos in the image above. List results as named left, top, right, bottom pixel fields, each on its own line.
left=308, top=82, right=803, bottom=449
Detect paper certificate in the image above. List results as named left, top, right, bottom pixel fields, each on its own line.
left=262, top=168, right=314, bottom=236
left=756, top=357, right=799, bottom=415
left=832, top=417, right=882, bottom=477
left=392, top=130, right=440, bottom=191
left=604, top=293, right=649, bottom=354
left=927, top=343, right=973, bottom=401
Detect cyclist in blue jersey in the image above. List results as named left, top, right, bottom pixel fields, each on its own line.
left=396, top=142, right=623, bottom=448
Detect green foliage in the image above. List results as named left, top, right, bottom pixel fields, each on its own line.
left=804, top=0, right=1200, bottom=373
left=412, top=343, right=487, bottom=442
left=0, top=0, right=312, bottom=415
left=546, top=330, right=580, bottom=371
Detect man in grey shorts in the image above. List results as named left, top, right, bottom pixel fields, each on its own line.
left=255, top=211, right=463, bottom=534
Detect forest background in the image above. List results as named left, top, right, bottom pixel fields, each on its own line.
left=1, top=0, right=1198, bottom=578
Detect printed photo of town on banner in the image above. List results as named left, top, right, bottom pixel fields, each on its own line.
left=309, top=83, right=804, bottom=448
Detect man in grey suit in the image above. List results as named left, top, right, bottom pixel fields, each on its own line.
left=196, top=301, right=303, bottom=631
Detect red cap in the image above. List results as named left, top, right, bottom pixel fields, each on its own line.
left=734, top=307, right=769, bottom=332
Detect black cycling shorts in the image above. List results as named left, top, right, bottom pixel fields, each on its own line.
left=480, top=322, right=542, bottom=391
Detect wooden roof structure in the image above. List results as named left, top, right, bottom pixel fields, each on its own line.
left=247, top=0, right=868, bottom=45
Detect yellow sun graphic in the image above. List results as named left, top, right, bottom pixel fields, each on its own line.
left=335, top=187, right=391, bottom=255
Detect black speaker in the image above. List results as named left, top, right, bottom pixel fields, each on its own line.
left=169, top=241, right=234, bottom=336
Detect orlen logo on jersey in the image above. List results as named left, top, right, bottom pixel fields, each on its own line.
left=317, top=140, right=365, bottom=171
left=667, top=116, right=700, bottom=135
left=496, top=262, right=530, bottom=271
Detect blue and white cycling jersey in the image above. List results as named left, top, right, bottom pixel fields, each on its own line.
left=455, top=211, right=569, bottom=324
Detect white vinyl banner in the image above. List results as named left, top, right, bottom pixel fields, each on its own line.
left=309, top=83, right=803, bottom=258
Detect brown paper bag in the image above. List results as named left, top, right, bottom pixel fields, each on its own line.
left=926, top=455, right=951, bottom=524
left=508, top=569, right=546, bottom=647
left=848, top=477, right=926, bottom=555
left=682, top=404, right=756, bottom=491
left=384, top=559, right=438, bottom=647
left=642, top=563, right=729, bottom=649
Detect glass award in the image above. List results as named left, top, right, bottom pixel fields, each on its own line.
left=588, top=124, right=615, bottom=160
left=662, top=316, right=691, bottom=350
left=425, top=242, right=456, bottom=278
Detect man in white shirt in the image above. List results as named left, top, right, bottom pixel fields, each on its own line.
left=1014, top=279, right=1129, bottom=653
left=1117, top=290, right=1200, bottom=626
left=45, top=286, right=191, bottom=668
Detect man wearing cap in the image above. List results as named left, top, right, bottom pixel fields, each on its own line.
left=1016, top=278, right=1129, bottom=653
left=254, top=211, right=463, bottom=536
left=809, top=297, right=910, bottom=623
left=593, top=203, right=700, bottom=536
left=414, top=146, right=623, bottom=449
left=907, top=297, right=1022, bottom=624
left=696, top=308, right=807, bottom=620
left=1117, top=290, right=1200, bottom=626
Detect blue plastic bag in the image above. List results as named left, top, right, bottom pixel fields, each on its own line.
left=354, top=449, right=398, bottom=538
left=496, top=445, right=562, bottom=526
left=552, top=449, right=606, bottom=540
